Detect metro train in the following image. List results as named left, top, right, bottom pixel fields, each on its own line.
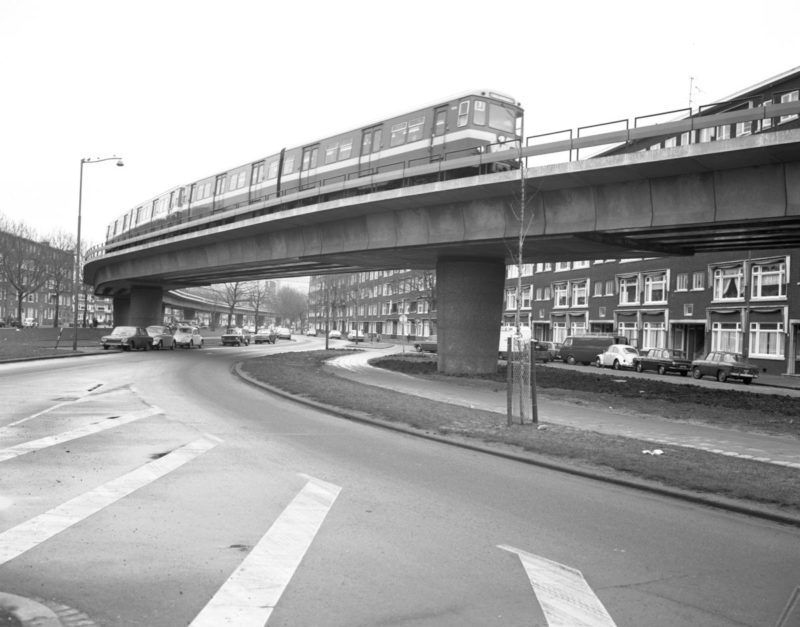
left=105, top=90, right=524, bottom=247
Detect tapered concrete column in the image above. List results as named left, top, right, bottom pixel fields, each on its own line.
left=436, top=258, right=506, bottom=375
left=129, top=285, right=164, bottom=327
left=112, top=296, right=130, bottom=326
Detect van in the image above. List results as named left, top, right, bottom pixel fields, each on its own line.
left=558, top=335, right=628, bottom=365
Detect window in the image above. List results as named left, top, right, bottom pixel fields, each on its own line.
left=553, top=321, right=567, bottom=344
left=751, top=260, right=786, bottom=299
left=644, top=273, right=667, bottom=303
left=618, top=276, right=639, bottom=305
left=457, top=100, right=470, bottom=127
left=712, top=322, right=742, bottom=353
left=676, top=273, right=688, bottom=291
left=605, top=280, right=615, bottom=296
left=750, top=322, right=784, bottom=358
left=571, top=280, right=587, bottom=307
left=325, top=143, right=339, bottom=164
left=267, top=160, right=279, bottom=179
left=215, top=175, right=226, bottom=196
left=555, top=262, right=571, bottom=271
left=301, top=147, right=318, bottom=170
left=522, top=285, right=532, bottom=309
left=717, top=124, right=731, bottom=140
left=434, top=110, right=446, bottom=136
left=505, top=289, right=517, bottom=310
left=698, top=127, right=715, bottom=143
left=553, top=283, right=568, bottom=308
left=779, top=90, right=799, bottom=124
left=251, top=162, right=265, bottom=184
left=762, top=98, right=773, bottom=130
left=593, top=282, right=603, bottom=297
left=643, top=322, right=666, bottom=350
left=713, top=266, right=744, bottom=300
left=474, top=100, right=486, bottom=125
left=573, top=260, right=590, bottom=269
left=736, top=120, right=753, bottom=137
left=618, top=321, right=638, bottom=344
left=599, top=306, right=606, bottom=317
left=684, top=303, right=694, bottom=316
left=570, top=321, right=586, bottom=336
left=339, top=139, right=353, bottom=160
left=488, top=104, right=516, bottom=133
left=535, top=287, right=543, bottom=300
left=390, top=122, right=408, bottom=147
left=282, top=156, right=295, bottom=175
left=407, top=117, right=425, bottom=142
left=692, top=271, right=705, bottom=290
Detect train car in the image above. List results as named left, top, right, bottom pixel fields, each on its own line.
left=106, top=90, right=523, bottom=246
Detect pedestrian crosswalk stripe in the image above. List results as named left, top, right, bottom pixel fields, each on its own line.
left=189, top=476, right=341, bottom=627
left=499, top=545, right=617, bottom=627
left=0, top=436, right=218, bottom=565
left=0, top=407, right=161, bottom=463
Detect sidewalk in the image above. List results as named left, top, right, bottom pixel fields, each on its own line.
left=326, top=346, right=800, bottom=470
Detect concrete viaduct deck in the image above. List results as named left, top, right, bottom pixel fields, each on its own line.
left=85, top=127, right=800, bottom=374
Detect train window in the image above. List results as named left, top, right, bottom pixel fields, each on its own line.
left=457, top=100, right=470, bottom=127
left=434, top=110, right=446, bottom=136
left=780, top=90, right=799, bottom=124
left=339, top=139, right=353, bottom=160
left=488, top=104, right=516, bottom=133
left=169, top=191, right=175, bottom=209
left=178, top=188, right=186, bottom=206
left=372, top=129, right=382, bottom=152
left=302, top=147, right=319, bottom=170
left=407, top=117, right=425, bottom=142
left=390, top=122, right=408, bottom=147
left=325, top=143, right=339, bottom=164
left=267, top=160, right=279, bottom=179
left=474, top=100, right=486, bottom=125
left=283, top=156, right=295, bottom=175
left=135, top=207, right=143, bottom=225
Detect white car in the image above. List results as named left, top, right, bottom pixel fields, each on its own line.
left=347, top=330, right=365, bottom=343
left=328, top=329, right=342, bottom=339
left=596, top=344, right=639, bottom=370
left=173, top=325, right=204, bottom=349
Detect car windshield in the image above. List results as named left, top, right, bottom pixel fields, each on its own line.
left=225, top=328, right=237, bottom=333
left=723, top=353, right=742, bottom=363
left=621, top=346, right=638, bottom=354
left=146, top=326, right=166, bottom=334
left=112, top=326, right=136, bottom=336
left=176, top=327, right=192, bottom=334
left=671, top=350, right=686, bottom=358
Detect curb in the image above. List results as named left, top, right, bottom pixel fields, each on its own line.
left=233, top=362, right=800, bottom=529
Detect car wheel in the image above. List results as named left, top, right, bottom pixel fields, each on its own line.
left=634, top=362, right=643, bottom=373
left=103, top=345, right=109, bottom=350
left=612, top=360, right=620, bottom=370
left=595, top=358, right=603, bottom=368
left=657, top=365, right=666, bottom=375
left=692, top=367, right=702, bottom=379
left=742, top=378, right=753, bottom=385
left=717, top=370, right=728, bottom=383
left=566, top=356, right=576, bottom=365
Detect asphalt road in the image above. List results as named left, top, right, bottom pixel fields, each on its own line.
left=1, top=339, right=799, bottom=626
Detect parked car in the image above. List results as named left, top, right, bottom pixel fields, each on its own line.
left=253, top=328, right=277, bottom=344
left=634, top=348, right=691, bottom=376
left=414, top=335, right=438, bottom=353
left=328, top=329, right=342, bottom=339
left=221, top=327, right=250, bottom=346
left=690, top=351, right=759, bottom=384
left=558, top=335, right=629, bottom=366
left=595, top=344, right=639, bottom=369
left=276, top=327, right=292, bottom=340
left=173, top=325, right=204, bottom=349
left=146, top=325, right=175, bottom=350
left=347, top=330, right=365, bottom=343
left=305, top=328, right=318, bottom=336
left=537, top=341, right=560, bottom=362
left=101, top=326, right=151, bottom=351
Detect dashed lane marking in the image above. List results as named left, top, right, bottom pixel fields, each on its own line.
left=0, top=436, right=219, bottom=565
left=189, top=475, right=341, bottom=627
left=499, top=545, right=617, bottom=627
left=0, top=407, right=162, bottom=463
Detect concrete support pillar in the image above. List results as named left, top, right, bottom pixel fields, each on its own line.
left=129, top=286, right=164, bottom=328
left=112, top=296, right=130, bottom=327
left=436, top=258, right=506, bottom=375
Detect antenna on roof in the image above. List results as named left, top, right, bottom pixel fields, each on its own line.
left=689, top=77, right=705, bottom=111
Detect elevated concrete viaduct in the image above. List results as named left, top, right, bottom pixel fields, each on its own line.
left=85, top=128, right=800, bottom=374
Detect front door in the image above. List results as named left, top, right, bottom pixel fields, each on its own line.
left=299, top=145, right=319, bottom=190
left=359, top=125, right=382, bottom=176
left=429, top=105, right=448, bottom=162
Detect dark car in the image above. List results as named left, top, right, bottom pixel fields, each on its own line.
left=536, top=341, right=560, bottom=362
left=253, top=328, right=277, bottom=344
left=101, top=326, right=151, bottom=351
left=414, top=335, right=438, bottom=353
left=634, top=348, right=691, bottom=376
left=690, top=351, right=759, bottom=384
left=220, top=327, right=250, bottom=346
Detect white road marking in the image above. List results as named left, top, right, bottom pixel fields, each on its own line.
left=190, top=476, right=341, bottom=627
left=499, top=545, right=617, bottom=627
left=0, top=407, right=162, bottom=463
left=6, top=382, right=106, bottom=428
left=0, top=436, right=218, bottom=565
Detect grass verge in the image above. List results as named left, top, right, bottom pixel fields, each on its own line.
left=240, top=350, right=800, bottom=516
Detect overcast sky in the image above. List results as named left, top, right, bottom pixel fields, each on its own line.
left=2, top=0, right=798, bottom=252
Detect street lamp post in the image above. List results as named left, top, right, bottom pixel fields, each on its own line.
left=73, top=156, right=124, bottom=350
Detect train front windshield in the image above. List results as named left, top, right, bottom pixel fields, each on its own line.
left=488, top=104, right=518, bottom=134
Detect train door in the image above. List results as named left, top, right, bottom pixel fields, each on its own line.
left=430, top=105, right=448, bottom=162
left=300, top=145, right=319, bottom=190
left=359, top=125, right=382, bottom=176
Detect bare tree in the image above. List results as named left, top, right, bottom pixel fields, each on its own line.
left=274, top=284, right=307, bottom=328
left=0, top=215, right=51, bottom=325
left=219, top=282, right=251, bottom=328
left=249, top=280, right=276, bottom=331
left=45, top=229, right=76, bottom=327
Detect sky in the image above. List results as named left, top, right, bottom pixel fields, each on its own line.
left=1, top=0, right=799, bottom=256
